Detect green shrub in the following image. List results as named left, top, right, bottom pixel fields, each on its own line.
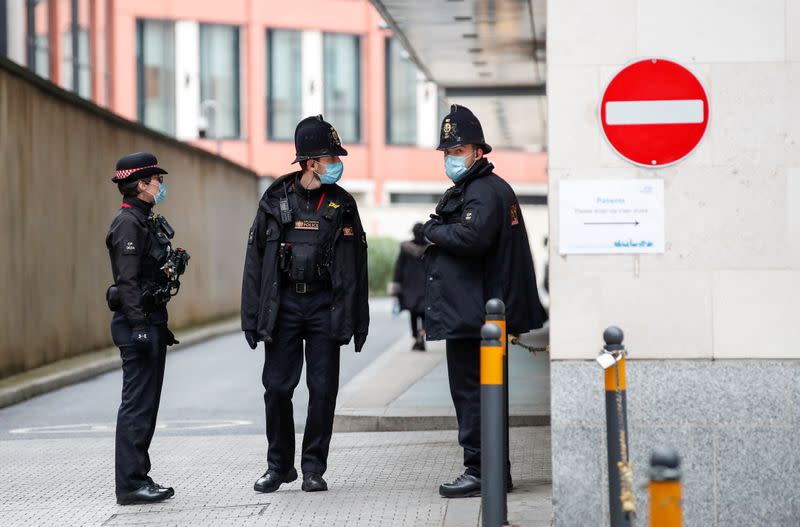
left=367, top=236, right=400, bottom=296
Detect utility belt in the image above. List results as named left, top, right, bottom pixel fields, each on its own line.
left=105, top=282, right=175, bottom=313
left=283, top=278, right=331, bottom=294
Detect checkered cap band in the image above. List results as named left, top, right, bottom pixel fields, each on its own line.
left=114, top=164, right=160, bottom=181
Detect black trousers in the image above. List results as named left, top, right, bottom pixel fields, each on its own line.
left=263, top=287, right=340, bottom=476
left=111, top=314, right=167, bottom=493
left=445, top=338, right=511, bottom=479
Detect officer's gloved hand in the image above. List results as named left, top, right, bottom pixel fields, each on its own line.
left=244, top=330, right=259, bottom=350
left=131, top=326, right=152, bottom=354
left=354, top=333, right=367, bottom=353
left=164, top=328, right=180, bottom=346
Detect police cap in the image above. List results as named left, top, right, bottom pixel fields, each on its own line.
left=436, top=104, right=492, bottom=154
left=112, top=152, right=168, bottom=183
left=292, top=115, right=349, bottom=164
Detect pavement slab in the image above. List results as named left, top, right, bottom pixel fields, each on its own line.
left=0, top=428, right=552, bottom=526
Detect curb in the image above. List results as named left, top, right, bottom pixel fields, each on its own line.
left=334, top=409, right=550, bottom=433
left=334, top=336, right=551, bottom=432
left=0, top=318, right=240, bottom=409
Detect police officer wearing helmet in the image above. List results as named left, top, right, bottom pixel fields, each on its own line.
left=424, top=105, right=546, bottom=498
left=241, top=115, right=369, bottom=494
left=106, top=152, right=189, bottom=505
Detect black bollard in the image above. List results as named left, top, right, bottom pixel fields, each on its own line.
left=481, top=322, right=505, bottom=527
left=485, top=299, right=509, bottom=525
left=601, top=326, right=634, bottom=527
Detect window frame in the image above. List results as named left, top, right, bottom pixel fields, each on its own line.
left=199, top=22, right=242, bottom=140
left=384, top=37, right=418, bottom=147
left=266, top=28, right=303, bottom=142
left=322, top=31, right=362, bottom=144
left=135, top=18, right=177, bottom=136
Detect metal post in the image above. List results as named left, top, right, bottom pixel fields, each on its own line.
left=598, top=326, right=634, bottom=527
left=649, top=448, right=682, bottom=527
left=485, top=299, right=509, bottom=525
left=480, top=322, right=505, bottom=527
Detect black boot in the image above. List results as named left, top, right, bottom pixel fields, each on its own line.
left=301, top=472, right=328, bottom=492
left=439, top=473, right=481, bottom=498
left=254, top=467, right=298, bottom=493
left=116, top=483, right=174, bottom=505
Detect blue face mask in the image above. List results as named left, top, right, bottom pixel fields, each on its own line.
left=317, top=161, right=344, bottom=185
left=444, top=152, right=475, bottom=182
left=148, top=181, right=167, bottom=204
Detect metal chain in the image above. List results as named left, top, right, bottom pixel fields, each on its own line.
left=615, top=357, right=637, bottom=519
left=508, top=334, right=549, bottom=355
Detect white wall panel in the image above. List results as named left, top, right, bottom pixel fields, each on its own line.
left=547, top=0, right=636, bottom=66
left=301, top=30, right=323, bottom=117
left=712, top=271, right=800, bottom=358
left=175, top=21, right=200, bottom=140
left=550, top=270, right=714, bottom=360
left=636, top=0, right=785, bottom=63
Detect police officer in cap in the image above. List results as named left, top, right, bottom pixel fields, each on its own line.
left=106, top=152, right=188, bottom=504
left=424, top=105, right=546, bottom=498
left=241, top=115, right=369, bottom=493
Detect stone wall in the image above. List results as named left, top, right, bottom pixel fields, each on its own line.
left=0, top=57, right=258, bottom=377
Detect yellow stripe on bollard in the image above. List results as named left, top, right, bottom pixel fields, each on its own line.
left=481, top=344, right=504, bottom=385
left=605, top=355, right=627, bottom=391
left=650, top=481, right=682, bottom=526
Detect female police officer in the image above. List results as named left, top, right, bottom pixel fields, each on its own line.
left=241, top=115, right=369, bottom=494
left=106, top=152, right=186, bottom=505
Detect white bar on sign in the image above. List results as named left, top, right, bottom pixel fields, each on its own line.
left=605, top=99, right=704, bottom=125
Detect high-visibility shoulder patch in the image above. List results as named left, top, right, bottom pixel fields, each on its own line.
left=510, top=203, right=520, bottom=226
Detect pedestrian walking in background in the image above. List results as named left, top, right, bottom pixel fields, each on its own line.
left=390, top=223, right=430, bottom=351
left=423, top=105, right=547, bottom=498
left=106, top=152, right=189, bottom=505
left=241, top=115, right=370, bottom=494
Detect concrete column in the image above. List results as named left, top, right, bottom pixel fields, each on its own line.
left=301, top=30, right=322, bottom=117
left=415, top=73, right=437, bottom=148
left=5, top=0, right=25, bottom=64
left=174, top=20, right=199, bottom=140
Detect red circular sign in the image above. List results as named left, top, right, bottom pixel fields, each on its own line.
left=600, top=58, right=709, bottom=167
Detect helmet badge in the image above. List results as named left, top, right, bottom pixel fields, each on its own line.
left=329, top=127, right=341, bottom=146
left=442, top=120, right=453, bottom=138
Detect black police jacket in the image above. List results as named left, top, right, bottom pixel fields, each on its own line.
left=241, top=172, right=370, bottom=351
left=423, top=158, right=546, bottom=340
left=105, top=197, right=169, bottom=327
left=393, top=240, right=428, bottom=314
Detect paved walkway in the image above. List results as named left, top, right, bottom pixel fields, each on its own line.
left=0, top=428, right=551, bottom=526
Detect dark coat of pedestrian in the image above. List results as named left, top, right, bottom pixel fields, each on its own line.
left=391, top=223, right=430, bottom=349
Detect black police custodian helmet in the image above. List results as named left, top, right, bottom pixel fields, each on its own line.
left=292, top=115, right=349, bottom=164
left=436, top=104, right=492, bottom=154
left=112, top=152, right=168, bottom=183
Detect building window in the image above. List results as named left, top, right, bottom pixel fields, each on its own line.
left=136, top=19, right=176, bottom=136
left=26, top=0, right=50, bottom=79
left=200, top=23, right=240, bottom=139
left=385, top=38, right=417, bottom=145
left=267, top=29, right=302, bottom=141
left=62, top=27, right=90, bottom=98
left=323, top=33, right=360, bottom=143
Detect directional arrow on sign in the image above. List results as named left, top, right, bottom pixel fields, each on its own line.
left=585, top=221, right=640, bottom=226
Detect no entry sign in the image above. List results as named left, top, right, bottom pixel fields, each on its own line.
left=600, top=58, right=709, bottom=167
